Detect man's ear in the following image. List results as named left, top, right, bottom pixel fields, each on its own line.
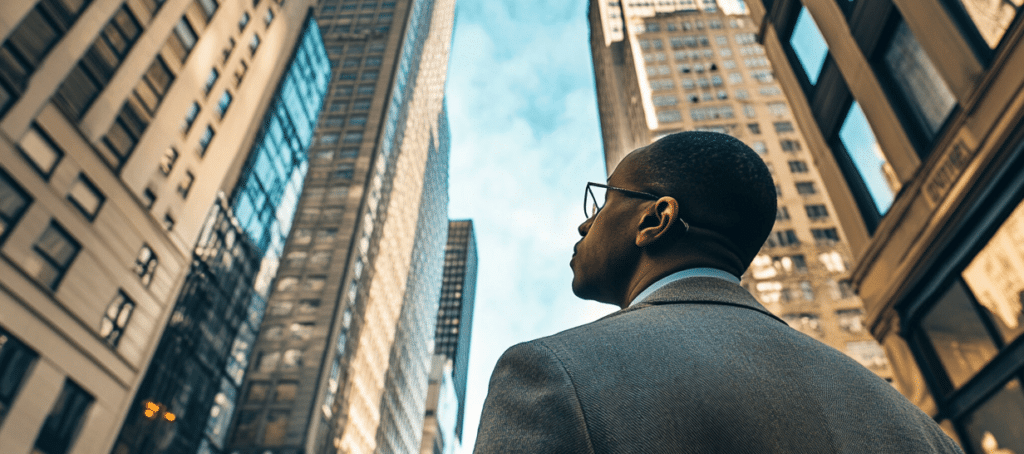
left=636, top=197, right=679, bottom=248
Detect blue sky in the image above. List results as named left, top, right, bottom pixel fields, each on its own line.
left=444, top=0, right=616, bottom=449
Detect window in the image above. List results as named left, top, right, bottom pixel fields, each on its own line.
left=352, top=100, right=370, bottom=111
left=962, top=197, right=1024, bottom=345
left=795, top=182, right=817, bottom=195
left=204, top=68, right=219, bottom=95
left=811, top=228, right=839, bottom=243
left=263, top=410, right=290, bottom=445
left=163, top=213, right=175, bottom=231
left=18, top=127, right=63, bottom=177
left=197, top=0, right=219, bottom=20
left=962, top=379, right=1024, bottom=454
left=142, top=188, right=156, bottom=210
left=791, top=254, right=808, bottom=272
left=790, top=7, right=828, bottom=85
left=275, top=381, right=298, bottom=401
left=281, top=349, right=303, bottom=370
left=361, top=71, right=378, bottom=80
left=198, top=125, right=214, bottom=156
left=182, top=102, right=200, bottom=133
left=837, top=309, right=865, bottom=333
left=800, top=281, right=815, bottom=301
left=216, top=90, right=232, bottom=118
left=249, top=34, right=261, bottom=55
left=159, top=148, right=178, bottom=175
left=838, top=101, right=896, bottom=216
left=349, top=115, right=367, bottom=126
left=766, top=230, right=800, bottom=247
left=805, top=204, right=829, bottom=220
left=238, top=11, right=250, bottom=30
left=32, top=380, right=92, bottom=454
left=0, top=328, right=38, bottom=423
left=788, top=160, right=809, bottom=173
left=29, top=222, right=80, bottom=289
left=256, top=351, right=280, bottom=372
left=747, top=123, right=761, bottom=135
left=767, top=102, right=787, bottom=117
left=919, top=281, right=999, bottom=389
left=290, top=322, right=314, bottom=340
left=100, top=291, right=134, bottom=346
left=657, top=110, right=682, bottom=123
left=134, top=244, right=158, bottom=286
left=0, top=170, right=31, bottom=244
left=773, top=121, right=794, bottom=133
left=169, top=19, right=198, bottom=63
left=53, top=5, right=144, bottom=119
left=776, top=206, right=790, bottom=221
left=177, top=171, right=194, bottom=198
left=67, top=174, right=104, bottom=220
left=750, top=141, right=766, bottom=154
left=357, top=84, right=374, bottom=95
left=343, top=132, right=363, bottom=143
left=653, top=95, right=678, bottom=106
left=319, top=133, right=339, bottom=145
left=264, top=8, right=274, bottom=25
left=102, top=101, right=149, bottom=168
left=780, top=139, right=801, bottom=152
left=881, top=20, right=957, bottom=141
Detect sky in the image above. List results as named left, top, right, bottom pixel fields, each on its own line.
left=443, top=0, right=616, bottom=449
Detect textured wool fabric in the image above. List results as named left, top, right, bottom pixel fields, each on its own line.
left=475, top=277, right=964, bottom=454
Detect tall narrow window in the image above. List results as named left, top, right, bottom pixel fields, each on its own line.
left=838, top=101, right=896, bottom=217
left=134, top=56, right=175, bottom=114
left=29, top=222, right=80, bottom=289
left=216, top=90, right=232, bottom=118
left=67, top=174, right=104, bottom=220
left=0, top=169, right=32, bottom=244
left=790, top=7, right=828, bottom=85
left=0, top=327, right=38, bottom=423
left=177, top=171, right=194, bottom=197
left=18, top=127, right=63, bottom=177
left=100, top=291, right=134, bottom=346
left=33, top=380, right=93, bottom=454
left=134, top=244, right=158, bottom=285
left=102, top=101, right=149, bottom=168
left=881, top=20, right=957, bottom=143
left=169, top=18, right=198, bottom=62
left=198, top=125, right=215, bottom=156
left=159, top=148, right=178, bottom=175
left=182, top=102, right=200, bottom=133
left=249, top=34, right=261, bottom=55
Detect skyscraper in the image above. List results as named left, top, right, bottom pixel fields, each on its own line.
left=225, top=0, right=456, bottom=452
left=588, top=0, right=894, bottom=379
left=111, top=18, right=330, bottom=454
left=0, top=0, right=326, bottom=451
left=432, top=219, right=477, bottom=441
left=747, top=0, right=1024, bottom=451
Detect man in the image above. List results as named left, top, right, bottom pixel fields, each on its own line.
left=474, top=132, right=963, bottom=453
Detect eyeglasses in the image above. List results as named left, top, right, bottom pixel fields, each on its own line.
left=584, top=182, right=690, bottom=231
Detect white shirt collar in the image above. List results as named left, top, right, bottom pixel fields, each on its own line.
left=627, top=267, right=741, bottom=308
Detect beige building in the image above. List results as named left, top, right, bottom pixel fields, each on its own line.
left=589, top=0, right=894, bottom=380
left=745, top=0, right=1024, bottom=451
left=0, top=0, right=320, bottom=452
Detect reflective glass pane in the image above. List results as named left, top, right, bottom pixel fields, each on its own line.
left=954, top=0, right=1023, bottom=48
left=962, top=196, right=1024, bottom=344
left=883, top=21, right=957, bottom=139
left=962, top=379, right=1024, bottom=454
left=839, top=101, right=897, bottom=215
left=790, top=7, right=828, bottom=85
left=920, top=281, right=998, bottom=388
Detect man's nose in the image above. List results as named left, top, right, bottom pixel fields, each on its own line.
left=578, top=217, right=593, bottom=236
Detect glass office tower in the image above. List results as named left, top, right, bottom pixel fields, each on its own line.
left=110, top=18, right=330, bottom=454
left=226, top=0, right=456, bottom=452
left=432, top=219, right=477, bottom=441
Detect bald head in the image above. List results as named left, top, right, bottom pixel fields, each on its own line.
left=623, top=131, right=777, bottom=269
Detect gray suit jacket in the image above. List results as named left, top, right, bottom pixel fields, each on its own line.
left=474, top=277, right=963, bottom=453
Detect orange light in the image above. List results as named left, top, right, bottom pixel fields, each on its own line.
left=145, top=401, right=160, bottom=412
left=144, top=409, right=156, bottom=418
left=164, top=412, right=176, bottom=422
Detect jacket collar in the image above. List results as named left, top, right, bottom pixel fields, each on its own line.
left=602, top=276, right=789, bottom=325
